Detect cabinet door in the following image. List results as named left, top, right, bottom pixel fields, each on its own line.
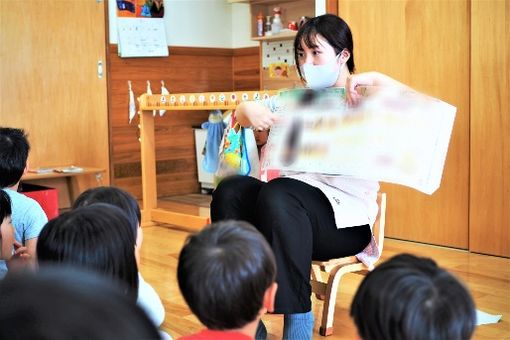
left=338, top=0, right=470, bottom=248
left=470, top=0, right=510, bottom=257
left=0, top=0, right=110, bottom=186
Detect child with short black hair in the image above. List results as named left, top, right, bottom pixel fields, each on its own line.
left=72, top=186, right=165, bottom=327
left=0, top=127, right=47, bottom=276
left=37, top=204, right=139, bottom=300
left=350, top=253, right=476, bottom=340
left=0, top=266, right=161, bottom=340
left=177, top=220, right=277, bottom=339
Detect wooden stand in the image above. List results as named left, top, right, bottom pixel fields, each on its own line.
left=137, top=90, right=277, bottom=230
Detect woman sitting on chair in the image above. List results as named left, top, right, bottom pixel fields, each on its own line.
left=210, top=14, right=407, bottom=339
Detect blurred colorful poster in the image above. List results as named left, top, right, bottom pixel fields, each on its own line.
left=262, top=88, right=456, bottom=195
left=117, top=0, right=164, bottom=18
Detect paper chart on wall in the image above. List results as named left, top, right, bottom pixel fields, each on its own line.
left=262, top=88, right=456, bottom=195
left=117, top=18, right=168, bottom=58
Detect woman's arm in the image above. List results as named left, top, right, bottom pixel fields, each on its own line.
left=346, top=71, right=409, bottom=105
left=235, top=101, right=278, bottom=130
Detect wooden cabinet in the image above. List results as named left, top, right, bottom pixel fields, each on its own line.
left=469, top=0, right=510, bottom=257
left=338, top=0, right=510, bottom=257
left=0, top=0, right=110, bottom=208
left=338, top=1, right=470, bottom=249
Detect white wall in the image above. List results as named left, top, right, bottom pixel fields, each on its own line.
left=231, top=3, right=259, bottom=48
left=109, top=0, right=255, bottom=48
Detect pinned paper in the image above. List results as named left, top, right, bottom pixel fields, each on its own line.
left=128, top=81, right=136, bottom=123
left=159, top=80, right=169, bottom=116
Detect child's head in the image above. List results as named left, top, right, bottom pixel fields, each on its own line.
left=72, top=186, right=143, bottom=262
left=0, top=127, right=30, bottom=188
left=350, top=253, right=476, bottom=340
left=0, top=190, right=14, bottom=260
left=178, top=220, right=277, bottom=331
left=0, top=266, right=160, bottom=340
left=36, top=203, right=139, bottom=300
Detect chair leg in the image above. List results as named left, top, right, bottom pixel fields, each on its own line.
left=318, top=266, right=349, bottom=336
left=319, top=326, right=334, bottom=336
left=311, top=265, right=326, bottom=300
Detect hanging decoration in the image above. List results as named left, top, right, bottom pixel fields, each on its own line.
left=159, top=80, right=169, bottom=116
left=128, top=80, right=136, bottom=123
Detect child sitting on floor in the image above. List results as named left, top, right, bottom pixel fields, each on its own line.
left=350, top=253, right=476, bottom=340
left=177, top=220, right=277, bottom=339
left=0, top=127, right=47, bottom=276
left=0, top=266, right=160, bottom=339
left=72, top=186, right=165, bottom=328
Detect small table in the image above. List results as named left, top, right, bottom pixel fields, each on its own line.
left=22, top=167, right=105, bottom=208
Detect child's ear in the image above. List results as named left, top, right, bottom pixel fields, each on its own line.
left=263, top=282, right=278, bottom=313
left=24, top=161, right=29, bottom=175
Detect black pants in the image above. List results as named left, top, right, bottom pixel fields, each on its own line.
left=210, top=176, right=371, bottom=314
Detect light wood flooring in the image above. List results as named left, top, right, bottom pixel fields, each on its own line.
left=139, top=224, right=510, bottom=339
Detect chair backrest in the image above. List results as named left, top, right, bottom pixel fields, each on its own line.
left=372, top=193, right=387, bottom=254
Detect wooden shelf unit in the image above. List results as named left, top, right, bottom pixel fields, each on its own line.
left=246, top=0, right=314, bottom=90
left=249, top=0, right=314, bottom=40
left=251, top=29, right=297, bottom=42
left=137, top=90, right=277, bottom=230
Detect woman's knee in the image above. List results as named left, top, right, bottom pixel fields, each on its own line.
left=211, top=176, right=263, bottom=221
left=256, top=178, right=303, bottom=212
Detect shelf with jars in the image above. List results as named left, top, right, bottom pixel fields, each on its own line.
left=247, top=0, right=314, bottom=89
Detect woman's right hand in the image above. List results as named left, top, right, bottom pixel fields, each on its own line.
left=235, top=101, right=278, bottom=131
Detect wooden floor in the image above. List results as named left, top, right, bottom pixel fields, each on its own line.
left=139, top=225, right=510, bottom=339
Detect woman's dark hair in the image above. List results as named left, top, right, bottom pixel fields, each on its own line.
left=177, top=220, right=276, bottom=330
left=73, top=186, right=141, bottom=238
left=350, top=253, right=476, bottom=340
left=0, top=190, right=12, bottom=221
left=0, top=266, right=160, bottom=340
left=36, top=203, right=139, bottom=300
left=0, top=127, right=30, bottom=188
left=294, top=14, right=355, bottom=80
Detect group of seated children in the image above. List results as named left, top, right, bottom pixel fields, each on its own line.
left=0, top=126, right=476, bottom=339
left=177, top=222, right=476, bottom=340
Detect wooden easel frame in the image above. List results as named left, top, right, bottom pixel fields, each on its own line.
left=137, top=90, right=277, bottom=229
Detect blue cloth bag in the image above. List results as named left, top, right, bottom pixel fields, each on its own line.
left=201, top=110, right=225, bottom=173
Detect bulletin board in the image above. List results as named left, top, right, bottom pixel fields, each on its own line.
left=261, top=40, right=300, bottom=89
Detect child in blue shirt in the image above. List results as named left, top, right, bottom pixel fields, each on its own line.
left=0, top=128, right=47, bottom=277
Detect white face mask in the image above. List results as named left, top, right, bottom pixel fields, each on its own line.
left=300, top=55, right=341, bottom=89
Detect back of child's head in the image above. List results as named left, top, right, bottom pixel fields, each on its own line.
left=0, top=190, right=12, bottom=221
left=72, top=186, right=141, bottom=236
left=350, top=253, right=476, bottom=340
left=0, top=127, right=30, bottom=188
left=0, top=266, right=160, bottom=340
left=178, top=220, right=276, bottom=330
left=36, top=203, right=139, bottom=299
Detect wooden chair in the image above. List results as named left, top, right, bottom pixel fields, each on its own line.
left=311, top=192, right=387, bottom=336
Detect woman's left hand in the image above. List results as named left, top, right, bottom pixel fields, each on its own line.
left=345, top=72, right=375, bottom=106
